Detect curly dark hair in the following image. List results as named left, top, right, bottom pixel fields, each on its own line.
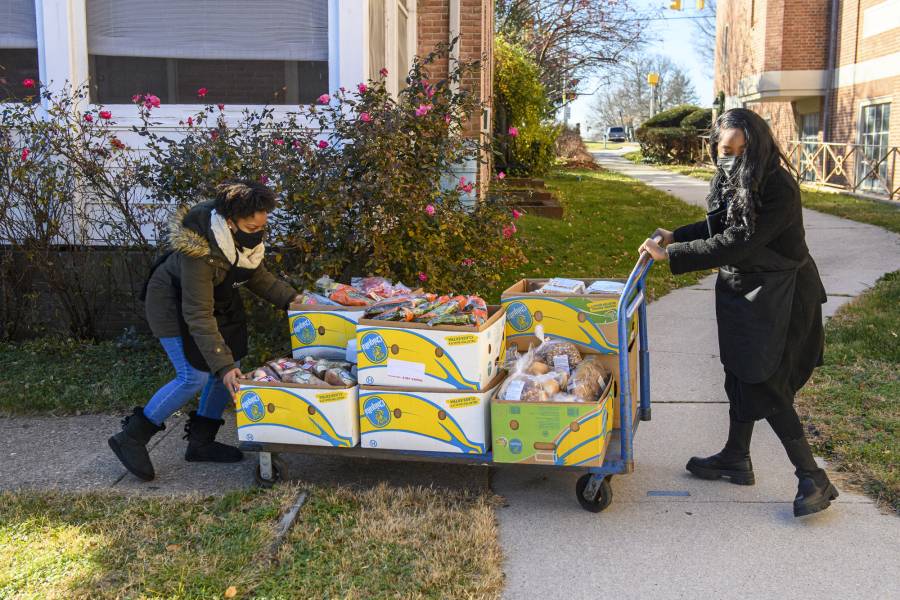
left=708, top=108, right=796, bottom=238
left=213, top=180, right=277, bottom=221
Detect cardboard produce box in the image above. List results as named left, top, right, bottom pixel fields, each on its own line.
left=235, top=378, right=359, bottom=448
left=501, top=278, right=636, bottom=355
left=492, top=374, right=614, bottom=467
left=288, top=302, right=366, bottom=360
left=357, top=374, right=505, bottom=455
left=355, top=307, right=506, bottom=391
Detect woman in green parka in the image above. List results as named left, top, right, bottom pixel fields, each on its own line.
left=108, top=181, right=299, bottom=482
left=639, top=108, right=838, bottom=517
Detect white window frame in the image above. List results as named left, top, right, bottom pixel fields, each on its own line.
left=855, top=96, right=892, bottom=190
left=368, top=0, right=417, bottom=96
left=14, top=0, right=367, bottom=129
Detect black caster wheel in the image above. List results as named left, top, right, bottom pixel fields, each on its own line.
left=576, top=474, right=613, bottom=513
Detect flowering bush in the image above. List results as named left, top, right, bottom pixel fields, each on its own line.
left=0, top=43, right=524, bottom=339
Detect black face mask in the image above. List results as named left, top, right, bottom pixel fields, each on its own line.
left=232, top=226, right=265, bottom=249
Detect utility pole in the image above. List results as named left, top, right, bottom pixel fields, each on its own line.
left=648, top=72, right=660, bottom=117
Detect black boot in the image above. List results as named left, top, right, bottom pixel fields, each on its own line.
left=782, top=437, right=839, bottom=517
left=686, top=414, right=756, bottom=485
left=108, top=406, right=165, bottom=481
left=183, top=411, right=243, bottom=463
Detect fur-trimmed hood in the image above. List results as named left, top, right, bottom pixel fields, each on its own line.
left=167, top=201, right=264, bottom=269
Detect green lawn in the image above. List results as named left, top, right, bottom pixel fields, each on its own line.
left=797, top=271, right=900, bottom=512
left=622, top=150, right=900, bottom=233
left=0, top=483, right=503, bottom=599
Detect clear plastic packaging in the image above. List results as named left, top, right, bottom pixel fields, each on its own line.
left=535, top=339, right=583, bottom=372
left=567, top=356, right=609, bottom=402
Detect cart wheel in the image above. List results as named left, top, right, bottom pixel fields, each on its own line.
left=576, top=474, right=613, bottom=513
left=254, top=453, right=282, bottom=489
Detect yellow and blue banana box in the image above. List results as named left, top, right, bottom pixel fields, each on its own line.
left=235, top=379, right=359, bottom=448
left=288, top=303, right=365, bottom=360
left=491, top=353, right=615, bottom=467
left=357, top=374, right=505, bottom=454
left=501, top=279, right=635, bottom=355
left=356, top=307, right=506, bottom=391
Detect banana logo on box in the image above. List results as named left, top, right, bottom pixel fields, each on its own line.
left=553, top=407, right=610, bottom=466
left=359, top=391, right=485, bottom=454
left=357, top=328, right=479, bottom=390
left=237, top=386, right=354, bottom=447
left=290, top=311, right=359, bottom=351
left=502, top=297, right=619, bottom=354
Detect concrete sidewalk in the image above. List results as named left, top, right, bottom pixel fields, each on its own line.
left=490, top=151, right=900, bottom=599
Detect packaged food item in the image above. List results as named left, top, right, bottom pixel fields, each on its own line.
left=251, top=367, right=279, bottom=382
left=535, top=339, right=583, bottom=372
left=549, top=392, right=585, bottom=403
left=329, top=283, right=373, bottom=307
left=295, top=291, right=340, bottom=306
left=267, top=358, right=301, bottom=376
left=567, top=356, right=609, bottom=402
left=537, top=277, right=586, bottom=294
left=324, top=368, right=355, bottom=387
left=282, top=370, right=329, bottom=386
left=586, top=280, right=626, bottom=294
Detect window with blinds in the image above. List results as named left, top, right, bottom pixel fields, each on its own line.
left=86, top=0, right=329, bottom=105
left=0, top=0, right=39, bottom=102
left=368, top=0, right=414, bottom=95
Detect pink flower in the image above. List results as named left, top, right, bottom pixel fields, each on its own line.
left=359, top=112, right=372, bottom=123
left=317, top=139, right=329, bottom=149
left=512, top=209, right=522, bottom=220
left=292, top=139, right=301, bottom=149
left=273, top=138, right=284, bottom=146
left=357, top=83, right=368, bottom=94
left=20, top=148, right=29, bottom=161
left=462, top=258, right=475, bottom=267
left=218, top=103, right=225, bottom=111
left=415, top=104, right=433, bottom=117
left=426, top=85, right=435, bottom=98
left=197, top=87, right=208, bottom=98
left=418, top=272, right=428, bottom=282
left=318, top=93, right=330, bottom=104
left=144, top=94, right=161, bottom=109
left=502, top=224, right=517, bottom=239
left=425, top=204, right=436, bottom=216
left=210, top=130, right=220, bottom=141
left=22, top=78, right=35, bottom=88
left=131, top=94, right=141, bottom=103
left=497, top=171, right=506, bottom=180
left=380, top=67, right=389, bottom=77
left=508, top=126, right=519, bottom=137
left=83, top=113, right=94, bottom=123
left=99, top=110, right=112, bottom=120
left=444, top=113, right=451, bottom=124
left=186, top=116, right=193, bottom=127
left=259, top=174, right=269, bottom=184
left=457, top=177, right=474, bottom=194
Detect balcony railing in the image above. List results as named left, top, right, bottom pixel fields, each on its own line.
left=784, top=140, right=899, bottom=201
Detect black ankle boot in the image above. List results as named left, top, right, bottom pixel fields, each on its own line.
left=183, top=411, right=243, bottom=463
left=108, top=407, right=165, bottom=481
left=782, top=437, right=838, bottom=517
left=686, top=451, right=756, bottom=485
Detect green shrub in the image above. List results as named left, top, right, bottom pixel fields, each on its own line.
left=634, top=127, right=700, bottom=163
left=641, top=104, right=701, bottom=128
left=681, top=108, right=712, bottom=131
left=493, top=37, right=559, bottom=177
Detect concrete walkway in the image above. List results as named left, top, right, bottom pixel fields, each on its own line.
left=1, top=150, right=897, bottom=598
left=490, top=150, right=900, bottom=599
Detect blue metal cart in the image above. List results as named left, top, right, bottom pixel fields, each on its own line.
left=241, top=248, right=658, bottom=512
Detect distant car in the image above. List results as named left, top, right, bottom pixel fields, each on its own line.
left=606, top=126, right=627, bottom=142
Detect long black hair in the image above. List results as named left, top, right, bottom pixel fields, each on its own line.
left=708, top=108, right=795, bottom=238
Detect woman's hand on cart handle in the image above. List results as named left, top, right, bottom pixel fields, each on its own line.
left=222, top=368, right=244, bottom=396
left=651, top=228, right=674, bottom=246
left=638, top=236, right=668, bottom=262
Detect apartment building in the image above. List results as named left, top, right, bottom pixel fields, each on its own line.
left=715, top=0, right=899, bottom=196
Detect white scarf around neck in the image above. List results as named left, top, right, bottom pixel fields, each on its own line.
left=210, top=209, right=265, bottom=269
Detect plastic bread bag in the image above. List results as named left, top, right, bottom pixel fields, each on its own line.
left=267, top=358, right=301, bottom=377
left=567, top=356, right=610, bottom=402
left=282, top=370, right=329, bottom=386
left=496, top=370, right=567, bottom=402
left=535, top=339, right=583, bottom=373
left=251, top=367, right=279, bottom=382
left=324, top=368, right=356, bottom=387
left=313, top=359, right=353, bottom=380
left=549, top=392, right=586, bottom=403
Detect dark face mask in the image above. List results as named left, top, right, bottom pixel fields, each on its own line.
left=717, top=154, right=741, bottom=176
left=232, top=226, right=265, bottom=249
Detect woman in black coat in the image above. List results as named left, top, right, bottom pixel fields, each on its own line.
left=639, top=108, right=838, bottom=517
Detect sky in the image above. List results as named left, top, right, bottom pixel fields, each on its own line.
left=567, top=0, right=715, bottom=132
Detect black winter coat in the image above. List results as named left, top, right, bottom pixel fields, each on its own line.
left=667, top=166, right=827, bottom=420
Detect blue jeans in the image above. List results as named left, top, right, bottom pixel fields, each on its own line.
left=143, top=337, right=237, bottom=426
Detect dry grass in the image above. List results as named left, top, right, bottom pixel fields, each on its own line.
left=0, top=483, right=503, bottom=599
